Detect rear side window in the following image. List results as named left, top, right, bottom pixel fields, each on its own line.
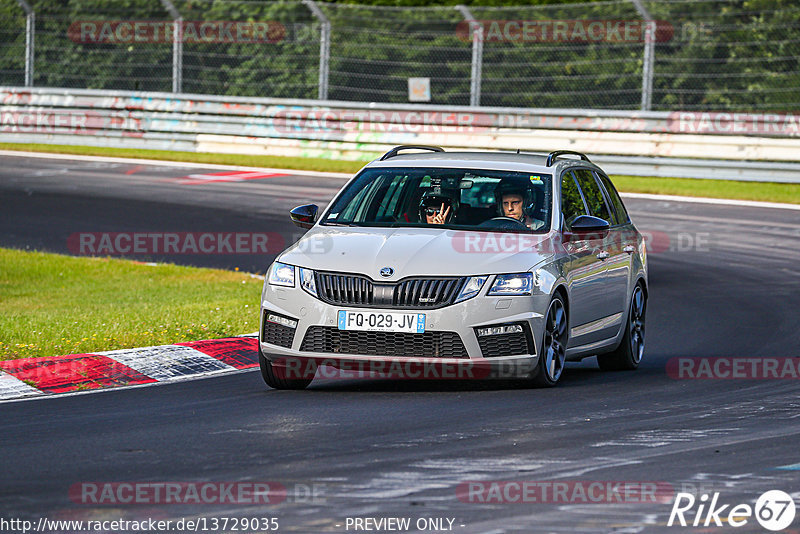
left=560, top=171, right=587, bottom=229
left=572, top=169, right=613, bottom=224
left=595, top=172, right=630, bottom=225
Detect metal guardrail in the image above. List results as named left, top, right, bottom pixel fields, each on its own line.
left=2, top=87, right=800, bottom=182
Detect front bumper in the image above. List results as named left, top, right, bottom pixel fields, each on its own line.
left=259, top=279, right=549, bottom=378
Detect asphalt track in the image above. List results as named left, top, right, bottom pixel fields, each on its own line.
left=1, top=153, right=799, bottom=533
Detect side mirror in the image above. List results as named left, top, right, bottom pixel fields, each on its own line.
left=565, top=215, right=610, bottom=241
left=571, top=215, right=610, bottom=232
left=290, top=204, right=318, bottom=229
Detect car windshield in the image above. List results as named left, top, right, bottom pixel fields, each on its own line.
left=322, top=167, right=552, bottom=233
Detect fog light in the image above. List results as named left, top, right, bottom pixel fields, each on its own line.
left=267, top=313, right=297, bottom=329
left=476, top=324, right=524, bottom=337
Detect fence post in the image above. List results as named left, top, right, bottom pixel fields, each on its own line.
left=630, top=0, right=654, bottom=111
left=159, top=0, right=182, bottom=93
left=456, top=5, right=482, bottom=107
left=303, top=0, right=330, bottom=101
left=15, top=0, right=34, bottom=87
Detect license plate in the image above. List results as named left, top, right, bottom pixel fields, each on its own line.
left=337, top=311, right=426, bottom=333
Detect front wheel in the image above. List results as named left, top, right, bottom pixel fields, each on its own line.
left=597, top=283, right=646, bottom=371
left=531, top=294, right=568, bottom=387
left=258, top=345, right=314, bottom=390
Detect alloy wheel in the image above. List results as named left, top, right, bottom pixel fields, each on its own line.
left=543, top=297, right=568, bottom=382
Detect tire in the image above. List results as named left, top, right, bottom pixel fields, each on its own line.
left=597, top=283, right=646, bottom=371
left=258, top=344, right=314, bottom=390
left=531, top=293, right=569, bottom=387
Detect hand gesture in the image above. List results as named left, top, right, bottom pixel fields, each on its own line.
left=432, top=202, right=451, bottom=224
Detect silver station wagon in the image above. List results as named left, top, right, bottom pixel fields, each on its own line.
left=259, top=146, right=648, bottom=389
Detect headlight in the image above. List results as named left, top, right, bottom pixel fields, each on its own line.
left=299, top=268, right=317, bottom=297
left=268, top=261, right=295, bottom=287
left=454, top=276, right=488, bottom=303
left=488, top=273, right=534, bottom=296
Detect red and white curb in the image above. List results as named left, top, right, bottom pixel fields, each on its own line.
left=0, top=336, right=260, bottom=402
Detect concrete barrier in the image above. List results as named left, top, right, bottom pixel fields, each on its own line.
left=2, top=86, right=800, bottom=181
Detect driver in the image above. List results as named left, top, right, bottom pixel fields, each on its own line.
left=419, top=191, right=459, bottom=225
left=494, top=181, right=545, bottom=230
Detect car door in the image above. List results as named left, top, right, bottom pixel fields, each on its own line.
left=559, top=170, right=611, bottom=347
left=594, top=170, right=635, bottom=317
left=571, top=168, right=626, bottom=341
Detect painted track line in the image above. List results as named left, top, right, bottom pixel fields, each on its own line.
left=0, top=150, right=355, bottom=179
left=2, top=150, right=799, bottom=211
left=620, top=192, right=800, bottom=211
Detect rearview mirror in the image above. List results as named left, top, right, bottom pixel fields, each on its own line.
left=290, top=204, right=318, bottom=229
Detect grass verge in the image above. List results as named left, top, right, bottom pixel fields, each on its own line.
left=0, top=247, right=261, bottom=360
left=611, top=175, right=800, bottom=205
left=2, top=142, right=800, bottom=204
left=0, top=143, right=367, bottom=174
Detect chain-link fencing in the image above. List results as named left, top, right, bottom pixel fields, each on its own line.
left=0, top=0, right=798, bottom=111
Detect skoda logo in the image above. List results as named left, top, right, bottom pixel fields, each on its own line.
left=380, top=267, right=394, bottom=278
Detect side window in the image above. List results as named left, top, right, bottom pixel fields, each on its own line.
left=573, top=169, right=612, bottom=224
left=595, top=172, right=630, bottom=225
left=339, top=185, right=370, bottom=222
left=375, top=174, right=407, bottom=219
left=560, top=171, right=587, bottom=229
left=340, top=173, right=401, bottom=222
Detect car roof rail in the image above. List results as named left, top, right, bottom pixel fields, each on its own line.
left=380, top=145, right=445, bottom=161
left=546, top=150, right=591, bottom=167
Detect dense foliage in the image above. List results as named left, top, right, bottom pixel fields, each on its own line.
left=0, top=0, right=798, bottom=110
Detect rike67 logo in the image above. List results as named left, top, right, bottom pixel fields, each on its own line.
left=668, top=490, right=797, bottom=531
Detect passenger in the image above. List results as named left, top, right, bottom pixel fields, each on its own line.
left=419, top=192, right=458, bottom=225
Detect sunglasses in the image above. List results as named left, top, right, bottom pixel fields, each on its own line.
left=424, top=207, right=442, bottom=216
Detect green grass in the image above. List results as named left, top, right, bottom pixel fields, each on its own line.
left=610, top=175, right=800, bottom=205
left=2, top=143, right=799, bottom=204
left=0, top=143, right=367, bottom=174
left=0, top=248, right=261, bottom=360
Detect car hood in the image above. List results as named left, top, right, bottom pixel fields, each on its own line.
left=278, top=225, right=555, bottom=278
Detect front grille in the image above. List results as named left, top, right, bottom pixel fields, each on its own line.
left=393, top=278, right=465, bottom=308
left=262, top=311, right=296, bottom=348
left=300, top=327, right=469, bottom=358
left=316, top=273, right=374, bottom=306
left=314, top=272, right=467, bottom=309
left=476, top=323, right=534, bottom=358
